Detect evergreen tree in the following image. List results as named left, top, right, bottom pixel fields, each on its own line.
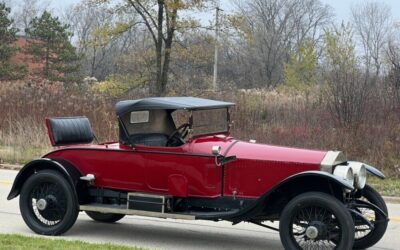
left=0, top=2, right=26, bottom=80
left=25, top=11, right=80, bottom=82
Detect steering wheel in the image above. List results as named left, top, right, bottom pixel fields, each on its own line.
left=166, top=123, right=190, bottom=146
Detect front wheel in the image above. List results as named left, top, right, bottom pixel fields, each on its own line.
left=85, top=211, right=125, bottom=223
left=279, top=192, right=354, bottom=250
left=353, top=184, right=388, bottom=249
left=19, top=170, right=79, bottom=235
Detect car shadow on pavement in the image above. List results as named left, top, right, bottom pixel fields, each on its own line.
left=66, top=215, right=284, bottom=250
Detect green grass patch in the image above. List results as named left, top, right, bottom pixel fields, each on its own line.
left=369, top=177, right=400, bottom=197
left=0, top=234, right=146, bottom=250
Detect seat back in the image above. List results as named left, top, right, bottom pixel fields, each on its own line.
left=46, top=116, right=94, bottom=146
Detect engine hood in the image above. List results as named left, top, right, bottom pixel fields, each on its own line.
left=227, top=141, right=327, bottom=166
left=190, top=135, right=330, bottom=167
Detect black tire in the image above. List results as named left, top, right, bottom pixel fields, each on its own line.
left=279, top=192, right=355, bottom=250
left=85, top=211, right=125, bottom=223
left=353, top=185, right=388, bottom=249
left=19, top=170, right=79, bottom=235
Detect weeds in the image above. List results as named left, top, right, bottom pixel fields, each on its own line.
left=0, top=81, right=399, bottom=177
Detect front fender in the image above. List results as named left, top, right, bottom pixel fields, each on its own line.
left=365, top=164, right=385, bottom=179
left=222, top=171, right=354, bottom=223
left=7, top=158, right=83, bottom=203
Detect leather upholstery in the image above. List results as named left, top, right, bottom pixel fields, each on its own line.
left=129, top=133, right=168, bottom=147
left=47, top=117, right=94, bottom=146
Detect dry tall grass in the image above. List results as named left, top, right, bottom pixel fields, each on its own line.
left=0, top=81, right=399, bottom=177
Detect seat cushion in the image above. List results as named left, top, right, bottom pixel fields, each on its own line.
left=129, top=133, right=168, bottom=147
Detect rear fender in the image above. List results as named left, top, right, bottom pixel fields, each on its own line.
left=7, top=158, right=85, bottom=206
left=228, top=171, right=354, bottom=223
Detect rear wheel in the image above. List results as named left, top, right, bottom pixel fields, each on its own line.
left=279, top=192, right=354, bottom=250
left=353, top=185, right=388, bottom=249
left=19, top=170, right=79, bottom=235
left=85, top=211, right=125, bottom=223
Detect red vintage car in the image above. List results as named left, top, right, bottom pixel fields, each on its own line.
left=8, top=97, right=388, bottom=249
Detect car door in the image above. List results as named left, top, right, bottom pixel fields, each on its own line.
left=134, top=144, right=222, bottom=198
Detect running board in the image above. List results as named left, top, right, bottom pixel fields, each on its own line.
left=80, top=204, right=195, bottom=220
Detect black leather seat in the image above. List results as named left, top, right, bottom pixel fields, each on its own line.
left=46, top=117, right=94, bottom=146
left=129, top=133, right=168, bottom=147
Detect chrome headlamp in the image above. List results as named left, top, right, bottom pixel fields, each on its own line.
left=348, top=161, right=367, bottom=189
left=333, top=165, right=354, bottom=186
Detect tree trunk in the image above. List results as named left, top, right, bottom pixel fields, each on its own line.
left=161, top=44, right=172, bottom=95
left=159, top=5, right=177, bottom=96
left=153, top=0, right=164, bottom=96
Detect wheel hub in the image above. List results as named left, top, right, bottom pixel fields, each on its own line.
left=305, top=225, right=319, bottom=239
left=36, top=199, right=47, bottom=211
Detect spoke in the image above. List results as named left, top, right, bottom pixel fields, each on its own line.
left=290, top=205, right=341, bottom=250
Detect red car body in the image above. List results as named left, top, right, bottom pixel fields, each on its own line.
left=7, top=97, right=388, bottom=249
left=44, top=136, right=326, bottom=199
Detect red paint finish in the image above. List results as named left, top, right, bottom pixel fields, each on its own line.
left=168, top=175, right=188, bottom=197
left=45, top=143, right=222, bottom=198
left=189, top=137, right=326, bottom=198
left=44, top=134, right=327, bottom=199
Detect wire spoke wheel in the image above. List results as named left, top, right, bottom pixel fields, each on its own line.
left=352, top=185, right=388, bottom=249
left=279, top=192, right=354, bottom=250
left=19, top=170, right=79, bottom=235
left=291, top=205, right=341, bottom=249
left=354, top=197, right=375, bottom=239
left=29, top=182, right=67, bottom=226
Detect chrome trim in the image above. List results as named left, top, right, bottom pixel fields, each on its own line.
left=320, top=151, right=347, bottom=173
left=80, top=205, right=195, bottom=220
left=80, top=174, right=95, bottom=182
left=212, top=146, right=221, bottom=155
left=36, top=199, right=47, bottom=211
left=306, top=226, right=319, bottom=239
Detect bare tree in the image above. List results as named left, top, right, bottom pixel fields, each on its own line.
left=323, top=24, right=373, bottom=128
left=386, top=40, right=400, bottom=110
left=351, top=1, right=392, bottom=77
left=231, top=0, right=332, bottom=88
left=68, top=1, right=140, bottom=80
left=12, top=0, right=50, bottom=33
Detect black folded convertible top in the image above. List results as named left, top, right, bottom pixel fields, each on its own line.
left=115, top=97, right=235, bottom=116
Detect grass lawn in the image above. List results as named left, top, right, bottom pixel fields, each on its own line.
left=0, top=234, right=146, bottom=250
left=369, top=177, right=400, bottom=197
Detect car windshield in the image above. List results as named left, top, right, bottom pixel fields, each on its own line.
left=172, top=108, right=229, bottom=137
left=191, top=108, right=229, bottom=136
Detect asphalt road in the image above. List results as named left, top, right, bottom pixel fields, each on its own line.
left=0, top=169, right=399, bottom=250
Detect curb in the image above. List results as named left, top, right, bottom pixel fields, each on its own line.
left=1, top=163, right=400, bottom=204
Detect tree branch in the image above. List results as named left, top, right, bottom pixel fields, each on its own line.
left=126, top=0, right=157, bottom=45
left=135, top=0, right=158, bottom=29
